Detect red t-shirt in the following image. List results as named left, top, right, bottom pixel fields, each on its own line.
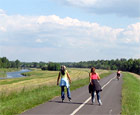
left=90, top=73, right=99, bottom=80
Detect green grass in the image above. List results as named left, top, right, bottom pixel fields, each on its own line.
left=0, top=68, right=111, bottom=95
left=122, top=72, right=140, bottom=115
left=0, top=70, right=113, bottom=115
left=0, top=77, right=35, bottom=85
left=0, top=79, right=88, bottom=115
left=100, top=71, right=113, bottom=79
left=0, top=70, right=58, bottom=86
left=0, top=72, right=6, bottom=78
left=0, top=86, right=60, bottom=115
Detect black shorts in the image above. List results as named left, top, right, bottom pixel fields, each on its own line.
left=117, top=73, right=120, bottom=77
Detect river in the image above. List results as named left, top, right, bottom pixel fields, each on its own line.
left=0, top=69, right=31, bottom=79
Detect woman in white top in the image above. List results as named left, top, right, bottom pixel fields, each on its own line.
left=57, top=65, right=72, bottom=102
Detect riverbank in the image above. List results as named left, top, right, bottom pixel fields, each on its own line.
left=0, top=68, right=20, bottom=78
left=6, top=69, right=31, bottom=79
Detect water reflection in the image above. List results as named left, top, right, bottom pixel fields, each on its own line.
left=6, top=69, right=31, bottom=78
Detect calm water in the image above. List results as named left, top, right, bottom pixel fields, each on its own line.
left=6, top=69, right=31, bottom=78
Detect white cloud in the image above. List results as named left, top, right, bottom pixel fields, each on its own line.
left=119, top=23, right=140, bottom=43
left=66, top=0, right=97, bottom=7
left=0, top=10, right=140, bottom=61
left=0, top=26, right=6, bottom=32
left=0, top=9, right=5, bottom=14
left=35, top=39, right=43, bottom=43
left=63, top=0, right=140, bottom=18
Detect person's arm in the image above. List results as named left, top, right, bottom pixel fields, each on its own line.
left=89, top=73, right=93, bottom=85
left=89, top=73, right=91, bottom=82
left=67, top=72, right=71, bottom=83
left=96, top=73, right=100, bottom=80
left=57, top=72, right=60, bottom=85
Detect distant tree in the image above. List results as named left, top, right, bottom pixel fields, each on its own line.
left=39, top=61, right=46, bottom=68
left=131, top=59, right=140, bottom=74
left=1, top=57, right=10, bottom=68
left=15, top=59, right=20, bottom=68
left=41, top=66, right=48, bottom=70
left=47, top=62, right=60, bottom=71
left=0, top=58, right=2, bottom=68
left=10, top=61, right=17, bottom=68
left=33, top=62, right=38, bottom=68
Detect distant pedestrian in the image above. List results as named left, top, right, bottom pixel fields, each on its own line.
left=57, top=65, right=72, bottom=102
left=89, top=67, right=102, bottom=105
left=116, top=69, right=121, bottom=80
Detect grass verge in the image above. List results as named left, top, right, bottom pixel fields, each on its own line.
left=0, top=70, right=112, bottom=115
left=122, top=72, right=140, bottom=115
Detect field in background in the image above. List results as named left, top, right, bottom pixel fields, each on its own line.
left=0, top=68, right=109, bottom=95
left=0, top=68, right=112, bottom=115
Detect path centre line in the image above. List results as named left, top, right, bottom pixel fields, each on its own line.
left=70, top=76, right=116, bottom=115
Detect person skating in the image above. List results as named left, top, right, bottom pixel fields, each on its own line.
left=57, top=65, right=72, bottom=102
left=89, top=67, right=102, bottom=105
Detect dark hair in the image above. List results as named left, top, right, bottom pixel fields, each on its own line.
left=91, top=67, right=96, bottom=73
left=61, top=65, right=66, bottom=75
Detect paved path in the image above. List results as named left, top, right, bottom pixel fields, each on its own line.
left=21, top=73, right=122, bottom=115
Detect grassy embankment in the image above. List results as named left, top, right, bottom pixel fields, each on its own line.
left=122, top=72, right=140, bottom=115
left=0, top=68, right=20, bottom=78
left=0, top=68, right=112, bottom=115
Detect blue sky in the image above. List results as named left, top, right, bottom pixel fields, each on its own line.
left=0, top=0, right=140, bottom=62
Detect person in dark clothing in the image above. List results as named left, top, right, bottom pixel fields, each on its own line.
left=116, top=69, right=121, bottom=80
left=89, top=67, right=102, bottom=105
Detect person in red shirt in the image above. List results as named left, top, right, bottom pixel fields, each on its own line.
left=89, top=67, right=102, bottom=105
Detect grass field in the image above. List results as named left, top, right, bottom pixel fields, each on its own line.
left=0, top=68, right=112, bottom=115
left=122, top=72, right=140, bottom=115
left=0, top=68, right=109, bottom=95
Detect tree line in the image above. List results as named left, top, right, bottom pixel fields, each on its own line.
left=0, top=57, right=20, bottom=68
left=61, top=58, right=140, bottom=75
left=21, top=62, right=60, bottom=71
left=0, top=57, right=140, bottom=75
left=0, top=57, right=60, bottom=71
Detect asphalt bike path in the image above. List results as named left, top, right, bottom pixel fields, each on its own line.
left=21, top=73, right=122, bottom=115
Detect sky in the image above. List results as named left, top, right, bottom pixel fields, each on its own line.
left=0, top=0, right=140, bottom=62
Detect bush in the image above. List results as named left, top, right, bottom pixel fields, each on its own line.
left=41, top=67, right=48, bottom=70
left=47, top=62, right=60, bottom=71
left=21, top=73, right=31, bottom=76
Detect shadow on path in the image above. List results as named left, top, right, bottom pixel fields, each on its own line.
left=49, top=100, right=99, bottom=106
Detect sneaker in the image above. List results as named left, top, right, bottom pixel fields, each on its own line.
left=98, top=100, right=102, bottom=106
left=69, top=98, right=72, bottom=102
left=62, top=99, right=64, bottom=103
